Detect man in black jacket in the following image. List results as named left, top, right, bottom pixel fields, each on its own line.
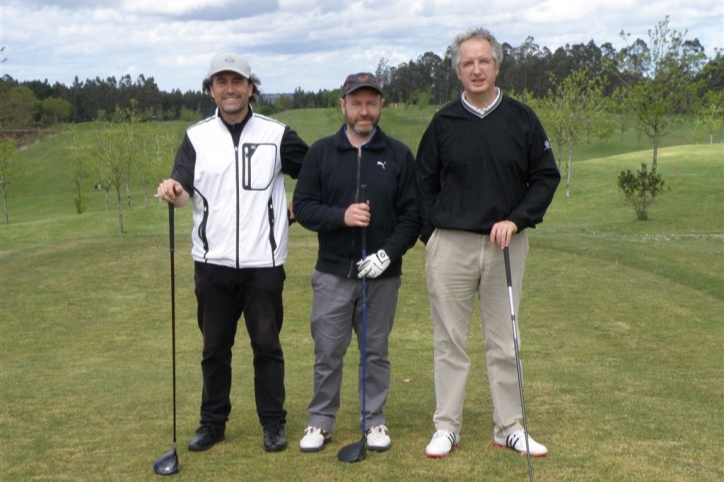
left=293, top=73, right=420, bottom=453
left=417, top=28, right=560, bottom=459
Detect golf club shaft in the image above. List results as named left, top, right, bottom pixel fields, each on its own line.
left=360, top=184, right=367, bottom=436
left=169, top=203, right=177, bottom=449
left=504, top=247, right=533, bottom=482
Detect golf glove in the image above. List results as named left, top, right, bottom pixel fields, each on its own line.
left=357, top=250, right=390, bottom=279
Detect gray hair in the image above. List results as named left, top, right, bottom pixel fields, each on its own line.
left=450, top=28, right=504, bottom=72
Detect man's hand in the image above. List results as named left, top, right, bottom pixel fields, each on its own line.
left=357, top=250, right=390, bottom=279
left=490, top=220, right=518, bottom=249
left=157, top=179, right=189, bottom=207
left=344, top=202, right=370, bottom=227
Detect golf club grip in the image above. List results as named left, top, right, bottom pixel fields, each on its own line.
left=168, top=203, right=174, bottom=253
left=503, top=247, right=512, bottom=288
left=360, top=184, right=367, bottom=253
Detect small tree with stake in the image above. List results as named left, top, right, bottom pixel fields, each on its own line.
left=617, top=163, right=667, bottom=220
left=0, top=136, right=29, bottom=225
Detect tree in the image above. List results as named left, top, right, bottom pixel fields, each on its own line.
left=618, top=16, right=707, bottom=168
left=695, top=49, right=724, bottom=94
left=67, top=128, right=91, bottom=214
left=610, top=86, right=631, bottom=141
left=617, top=163, right=667, bottom=220
left=436, top=46, right=460, bottom=104
left=0, top=86, right=38, bottom=127
left=414, top=52, right=444, bottom=103
left=41, top=97, right=74, bottom=125
left=112, top=101, right=147, bottom=211
left=375, top=57, right=391, bottom=91
left=543, top=69, right=613, bottom=197
left=388, top=62, right=416, bottom=104
left=139, top=123, right=179, bottom=208
left=499, top=37, right=552, bottom=98
left=89, top=122, right=129, bottom=233
left=274, top=95, right=293, bottom=112
left=695, top=90, right=724, bottom=144
left=530, top=94, right=566, bottom=170
left=0, top=136, right=28, bottom=224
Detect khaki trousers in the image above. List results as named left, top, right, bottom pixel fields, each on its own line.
left=425, top=229, right=528, bottom=439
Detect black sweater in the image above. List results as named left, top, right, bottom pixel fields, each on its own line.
left=293, top=125, right=420, bottom=279
left=416, top=96, right=561, bottom=243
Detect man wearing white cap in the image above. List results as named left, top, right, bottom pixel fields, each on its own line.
left=157, top=53, right=308, bottom=453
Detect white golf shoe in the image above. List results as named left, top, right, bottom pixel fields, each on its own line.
left=493, top=429, right=548, bottom=457
left=299, top=426, right=331, bottom=452
left=425, top=429, right=460, bottom=458
left=366, top=425, right=391, bottom=452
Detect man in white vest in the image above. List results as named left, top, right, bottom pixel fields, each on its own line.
left=157, top=53, right=308, bottom=454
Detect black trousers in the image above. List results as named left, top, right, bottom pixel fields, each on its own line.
left=194, top=262, right=287, bottom=429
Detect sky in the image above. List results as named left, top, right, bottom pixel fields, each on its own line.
left=2, top=0, right=723, bottom=95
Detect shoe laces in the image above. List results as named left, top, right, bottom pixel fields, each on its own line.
left=198, top=425, right=221, bottom=436
left=266, top=423, right=284, bottom=436
left=432, top=429, right=449, bottom=439
left=304, top=426, right=325, bottom=436
left=367, top=425, right=388, bottom=435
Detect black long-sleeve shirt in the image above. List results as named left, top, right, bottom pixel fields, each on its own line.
left=416, top=96, right=560, bottom=243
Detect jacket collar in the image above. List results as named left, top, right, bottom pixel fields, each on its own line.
left=215, top=105, right=254, bottom=131
left=333, top=124, right=386, bottom=151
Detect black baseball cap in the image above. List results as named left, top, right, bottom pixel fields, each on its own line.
left=341, top=72, right=382, bottom=96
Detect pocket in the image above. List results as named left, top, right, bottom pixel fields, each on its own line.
left=425, top=228, right=439, bottom=252
left=424, top=228, right=442, bottom=269
left=241, top=143, right=278, bottom=191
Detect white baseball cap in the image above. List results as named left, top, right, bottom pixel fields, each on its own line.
left=207, top=53, right=251, bottom=79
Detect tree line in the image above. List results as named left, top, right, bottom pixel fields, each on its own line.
left=1, top=17, right=722, bottom=226
left=1, top=16, right=721, bottom=127
left=0, top=73, right=216, bottom=126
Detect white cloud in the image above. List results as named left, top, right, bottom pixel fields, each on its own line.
left=2, top=0, right=722, bottom=93
left=122, top=0, right=232, bottom=16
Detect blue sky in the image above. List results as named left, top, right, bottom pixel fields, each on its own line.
left=2, top=0, right=722, bottom=94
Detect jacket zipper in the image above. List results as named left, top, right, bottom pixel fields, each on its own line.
left=234, top=144, right=240, bottom=269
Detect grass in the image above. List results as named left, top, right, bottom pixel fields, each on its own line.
left=1, top=108, right=723, bottom=481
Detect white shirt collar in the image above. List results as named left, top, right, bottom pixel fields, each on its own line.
left=461, top=88, right=501, bottom=118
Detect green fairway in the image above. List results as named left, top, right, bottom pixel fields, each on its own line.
left=0, top=112, right=722, bottom=482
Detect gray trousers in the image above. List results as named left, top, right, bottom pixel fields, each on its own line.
left=426, top=229, right=529, bottom=439
left=306, top=270, right=401, bottom=433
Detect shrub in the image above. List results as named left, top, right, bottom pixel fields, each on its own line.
left=617, top=163, right=667, bottom=220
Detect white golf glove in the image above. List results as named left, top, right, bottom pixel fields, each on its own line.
left=357, top=249, right=390, bottom=279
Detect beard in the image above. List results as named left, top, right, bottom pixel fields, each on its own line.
left=347, top=113, right=380, bottom=136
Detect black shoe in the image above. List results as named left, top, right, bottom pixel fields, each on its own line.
left=263, top=423, right=287, bottom=452
left=188, top=424, right=225, bottom=452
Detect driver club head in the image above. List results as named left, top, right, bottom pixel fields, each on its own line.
left=153, top=448, right=179, bottom=476
left=337, top=436, right=367, bottom=463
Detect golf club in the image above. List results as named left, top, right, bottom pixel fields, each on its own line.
left=338, top=184, right=368, bottom=463
left=153, top=203, right=179, bottom=476
left=503, top=246, right=533, bottom=482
